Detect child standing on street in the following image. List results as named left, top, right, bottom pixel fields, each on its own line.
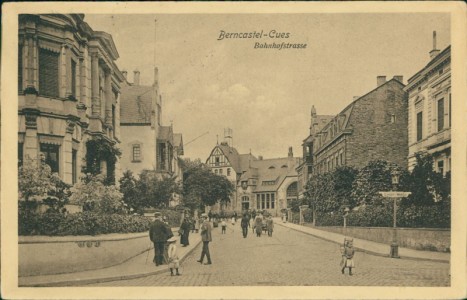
left=167, top=237, right=180, bottom=276
left=221, top=218, right=227, bottom=234
left=340, top=238, right=355, bottom=276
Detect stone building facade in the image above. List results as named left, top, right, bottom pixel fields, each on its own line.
left=119, top=68, right=184, bottom=187
left=18, top=14, right=124, bottom=185
left=295, top=75, right=408, bottom=198
left=311, top=76, right=408, bottom=174
left=296, top=106, right=332, bottom=199
left=405, top=33, right=451, bottom=175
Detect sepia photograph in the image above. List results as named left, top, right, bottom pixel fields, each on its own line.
left=1, top=2, right=466, bottom=299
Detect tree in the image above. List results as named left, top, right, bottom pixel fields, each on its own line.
left=304, top=166, right=358, bottom=214
left=351, top=160, right=407, bottom=207
left=182, top=160, right=234, bottom=210
left=404, top=152, right=450, bottom=206
left=137, top=170, right=181, bottom=208
left=119, top=170, right=143, bottom=213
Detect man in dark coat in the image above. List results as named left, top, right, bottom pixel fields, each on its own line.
left=241, top=214, right=249, bottom=238
left=149, top=212, right=173, bottom=266
left=180, top=217, right=191, bottom=247
left=197, top=213, right=212, bottom=265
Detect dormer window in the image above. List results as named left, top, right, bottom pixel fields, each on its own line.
left=268, top=166, right=275, bottom=169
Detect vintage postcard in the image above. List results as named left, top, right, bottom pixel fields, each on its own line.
left=1, top=1, right=466, bottom=299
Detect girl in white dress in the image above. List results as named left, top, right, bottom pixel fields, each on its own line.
left=167, top=237, right=180, bottom=276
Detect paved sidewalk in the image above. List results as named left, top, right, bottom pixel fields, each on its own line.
left=19, top=230, right=202, bottom=287
left=274, top=218, right=449, bottom=263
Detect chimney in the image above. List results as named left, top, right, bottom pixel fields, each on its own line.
left=133, top=69, right=140, bottom=86
left=288, top=147, right=293, bottom=158
left=258, top=155, right=263, bottom=160
left=122, top=70, right=128, bottom=80
left=353, top=96, right=359, bottom=101
left=377, top=76, right=386, bottom=87
left=393, top=75, right=403, bottom=83
left=429, top=31, right=440, bottom=59
left=153, top=67, right=159, bottom=87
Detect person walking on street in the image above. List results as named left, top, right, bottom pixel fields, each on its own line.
left=254, top=213, right=263, bottom=237
left=197, top=213, right=213, bottom=265
left=179, top=217, right=191, bottom=247
left=266, top=215, right=274, bottom=237
left=221, top=218, right=227, bottom=234
left=194, top=215, right=200, bottom=233
left=167, top=237, right=180, bottom=276
left=241, top=214, right=249, bottom=238
left=149, top=212, right=173, bottom=266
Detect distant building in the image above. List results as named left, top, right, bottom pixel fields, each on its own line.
left=18, top=14, right=124, bottom=185
left=296, top=106, right=333, bottom=199
left=238, top=147, right=300, bottom=216
left=311, top=76, right=408, bottom=175
left=119, top=68, right=184, bottom=183
left=205, top=141, right=299, bottom=216
left=405, top=32, right=451, bottom=175
left=205, top=141, right=255, bottom=212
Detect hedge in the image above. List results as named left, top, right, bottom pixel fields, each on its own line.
left=312, top=202, right=450, bottom=228
left=19, top=211, right=152, bottom=236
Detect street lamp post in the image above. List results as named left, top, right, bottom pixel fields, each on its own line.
left=390, top=170, right=400, bottom=258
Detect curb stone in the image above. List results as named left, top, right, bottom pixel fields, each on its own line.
left=275, top=222, right=449, bottom=263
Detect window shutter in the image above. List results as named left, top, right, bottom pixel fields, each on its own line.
left=39, top=48, right=59, bottom=97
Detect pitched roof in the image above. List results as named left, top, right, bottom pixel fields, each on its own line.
left=158, top=126, right=173, bottom=143
left=238, top=154, right=257, bottom=173
left=241, top=157, right=299, bottom=192
left=120, top=84, right=154, bottom=124
left=217, top=143, right=242, bottom=172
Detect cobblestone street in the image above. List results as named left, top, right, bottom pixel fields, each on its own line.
left=87, top=223, right=450, bottom=286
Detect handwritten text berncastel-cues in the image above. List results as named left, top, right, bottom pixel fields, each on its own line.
left=217, top=30, right=307, bottom=50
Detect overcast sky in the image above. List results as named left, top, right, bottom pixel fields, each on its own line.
left=84, top=13, right=450, bottom=161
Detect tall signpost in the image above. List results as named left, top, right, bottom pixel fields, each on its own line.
left=379, top=170, right=411, bottom=258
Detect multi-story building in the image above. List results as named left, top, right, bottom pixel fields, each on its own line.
left=205, top=141, right=255, bottom=212
left=206, top=141, right=299, bottom=216
left=296, top=106, right=333, bottom=198
left=311, top=76, right=408, bottom=175
left=405, top=32, right=451, bottom=175
left=238, top=147, right=300, bottom=216
left=18, top=14, right=124, bottom=185
left=119, top=68, right=184, bottom=183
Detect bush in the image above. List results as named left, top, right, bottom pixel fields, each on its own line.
left=347, top=205, right=393, bottom=227
left=398, top=202, right=450, bottom=228
left=19, top=211, right=152, bottom=236
left=312, top=203, right=451, bottom=228
left=315, top=211, right=344, bottom=226
left=70, top=174, right=125, bottom=214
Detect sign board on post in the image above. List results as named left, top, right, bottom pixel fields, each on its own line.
left=379, top=191, right=412, bottom=198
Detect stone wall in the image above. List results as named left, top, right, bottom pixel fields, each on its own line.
left=317, top=226, right=450, bottom=252
left=19, top=232, right=152, bottom=276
